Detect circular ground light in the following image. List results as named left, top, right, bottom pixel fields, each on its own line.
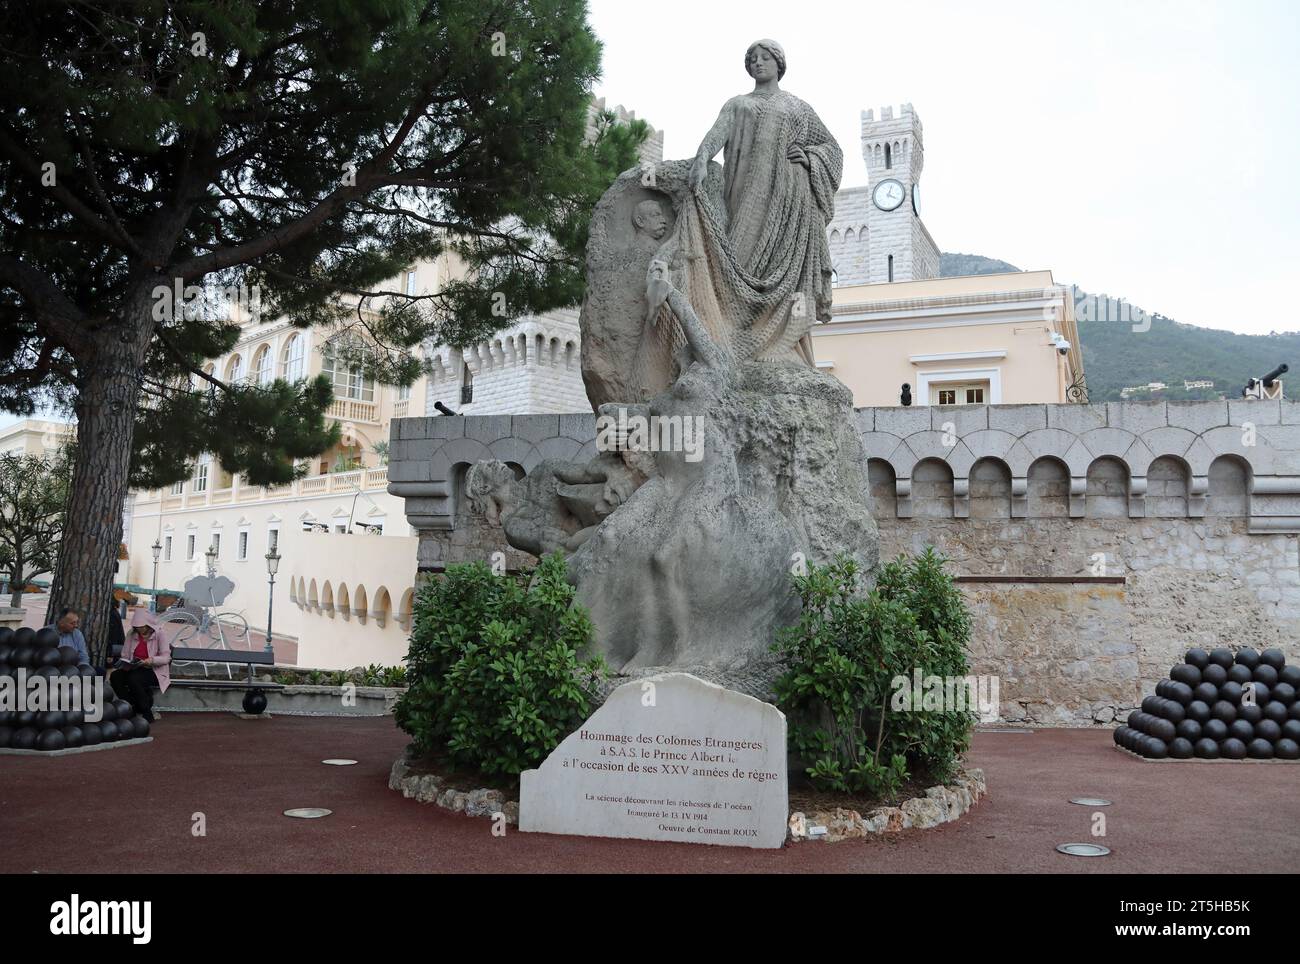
left=321, top=759, right=357, bottom=766
left=1056, top=843, right=1110, bottom=857
left=1069, top=797, right=1112, bottom=807
left=283, top=808, right=332, bottom=819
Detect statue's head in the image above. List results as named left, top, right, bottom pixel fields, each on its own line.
left=745, top=39, right=786, bottom=81
left=632, top=199, right=668, bottom=240
left=465, top=460, right=520, bottom=525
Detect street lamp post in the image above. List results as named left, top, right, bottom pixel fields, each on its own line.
left=204, top=544, right=218, bottom=579
left=264, top=548, right=281, bottom=656
left=150, top=540, right=162, bottom=612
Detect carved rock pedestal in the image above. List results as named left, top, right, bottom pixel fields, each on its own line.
left=569, top=359, right=877, bottom=695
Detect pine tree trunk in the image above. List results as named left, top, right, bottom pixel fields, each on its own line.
left=48, top=287, right=153, bottom=664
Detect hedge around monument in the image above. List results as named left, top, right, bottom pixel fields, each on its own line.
left=395, top=553, right=605, bottom=778
left=773, top=549, right=976, bottom=797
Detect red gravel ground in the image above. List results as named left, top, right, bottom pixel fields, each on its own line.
left=2, top=716, right=1297, bottom=873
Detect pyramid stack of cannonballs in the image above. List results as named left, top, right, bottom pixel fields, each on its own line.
left=1115, top=647, right=1300, bottom=760
left=0, top=625, right=150, bottom=752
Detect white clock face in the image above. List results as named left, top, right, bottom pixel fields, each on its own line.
left=873, top=178, right=906, bottom=212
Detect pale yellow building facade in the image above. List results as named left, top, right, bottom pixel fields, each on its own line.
left=814, top=270, right=1086, bottom=408
left=0, top=418, right=75, bottom=458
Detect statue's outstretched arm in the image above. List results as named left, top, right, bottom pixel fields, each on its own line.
left=690, top=100, right=734, bottom=189
left=666, top=288, right=726, bottom=370
left=645, top=259, right=724, bottom=368
left=552, top=463, right=608, bottom=485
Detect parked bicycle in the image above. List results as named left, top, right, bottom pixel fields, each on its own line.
left=156, top=571, right=252, bottom=679
left=158, top=602, right=250, bottom=679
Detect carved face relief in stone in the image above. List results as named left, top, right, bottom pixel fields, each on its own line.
left=465, top=461, right=519, bottom=526
left=632, top=199, right=668, bottom=241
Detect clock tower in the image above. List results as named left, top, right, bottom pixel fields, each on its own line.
left=826, top=103, right=940, bottom=286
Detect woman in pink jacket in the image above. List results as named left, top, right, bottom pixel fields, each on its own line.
left=110, top=609, right=171, bottom=722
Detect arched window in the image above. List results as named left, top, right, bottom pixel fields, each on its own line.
left=461, top=362, right=474, bottom=404
left=225, top=354, right=245, bottom=384
left=887, top=254, right=895, bottom=282
left=282, top=334, right=305, bottom=381
left=884, top=142, right=892, bottom=169
left=830, top=268, right=839, bottom=287
left=252, top=345, right=273, bottom=386
left=322, top=338, right=375, bottom=401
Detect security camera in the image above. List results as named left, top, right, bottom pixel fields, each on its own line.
left=1050, top=333, right=1071, bottom=355
left=1057, top=341, right=1071, bottom=356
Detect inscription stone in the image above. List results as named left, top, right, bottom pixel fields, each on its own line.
left=519, top=673, right=787, bottom=848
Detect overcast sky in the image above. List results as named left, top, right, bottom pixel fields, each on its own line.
left=589, top=0, right=1300, bottom=335
left=4, top=2, right=1295, bottom=434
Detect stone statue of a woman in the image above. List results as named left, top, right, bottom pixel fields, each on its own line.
left=643, top=39, right=843, bottom=373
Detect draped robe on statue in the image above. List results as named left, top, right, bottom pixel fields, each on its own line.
left=638, top=90, right=843, bottom=388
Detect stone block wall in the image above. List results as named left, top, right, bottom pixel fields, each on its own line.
left=827, top=187, right=871, bottom=286
left=389, top=399, right=1300, bottom=725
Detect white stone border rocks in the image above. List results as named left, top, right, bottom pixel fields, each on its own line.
left=388, top=757, right=519, bottom=824
left=390, top=757, right=986, bottom=843
left=788, top=766, right=986, bottom=843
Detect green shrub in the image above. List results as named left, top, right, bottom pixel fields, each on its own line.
left=773, top=548, right=975, bottom=797
left=395, top=552, right=604, bottom=777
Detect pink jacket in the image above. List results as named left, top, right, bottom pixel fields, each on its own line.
left=120, top=629, right=173, bottom=693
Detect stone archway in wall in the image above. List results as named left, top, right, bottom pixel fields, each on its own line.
left=912, top=458, right=954, bottom=519
left=866, top=458, right=896, bottom=518
left=337, top=582, right=351, bottom=621
left=353, top=584, right=368, bottom=625
left=398, top=587, right=415, bottom=631
left=1146, top=455, right=1192, bottom=517
left=372, top=586, right=392, bottom=628
left=1085, top=456, right=1129, bottom=518
left=969, top=457, right=1012, bottom=519
left=1026, top=456, right=1069, bottom=518
left=1206, top=454, right=1251, bottom=517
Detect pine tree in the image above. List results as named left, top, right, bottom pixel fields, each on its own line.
left=0, top=1, right=646, bottom=653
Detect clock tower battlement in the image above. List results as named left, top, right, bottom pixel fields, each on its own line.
left=862, top=103, right=924, bottom=184
left=828, top=102, right=938, bottom=286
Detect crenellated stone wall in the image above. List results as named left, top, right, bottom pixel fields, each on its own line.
left=388, top=399, right=1300, bottom=724
left=424, top=310, right=589, bottom=417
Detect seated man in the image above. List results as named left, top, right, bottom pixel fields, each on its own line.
left=47, top=607, right=92, bottom=668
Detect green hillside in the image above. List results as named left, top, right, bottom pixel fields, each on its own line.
left=938, top=252, right=1298, bottom=402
